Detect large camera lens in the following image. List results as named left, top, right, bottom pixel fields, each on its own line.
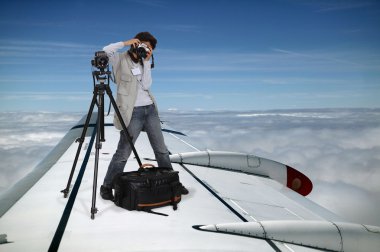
left=96, top=55, right=108, bottom=68
left=92, top=51, right=109, bottom=69
left=135, top=44, right=150, bottom=59
left=136, top=47, right=147, bottom=59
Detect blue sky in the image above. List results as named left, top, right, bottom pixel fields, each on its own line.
left=0, top=0, right=379, bottom=111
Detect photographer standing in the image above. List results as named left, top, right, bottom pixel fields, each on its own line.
left=100, top=32, right=188, bottom=200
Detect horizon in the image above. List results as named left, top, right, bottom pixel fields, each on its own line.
left=1, top=104, right=380, bottom=113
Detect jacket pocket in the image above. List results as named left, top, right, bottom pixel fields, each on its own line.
left=117, top=74, right=133, bottom=95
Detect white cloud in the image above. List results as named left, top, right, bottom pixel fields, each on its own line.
left=0, top=92, right=90, bottom=101
left=156, top=48, right=380, bottom=73
left=161, top=108, right=380, bottom=226
left=272, top=48, right=364, bottom=67
left=0, top=39, right=98, bottom=58
left=126, top=0, right=168, bottom=8
left=315, top=1, right=375, bottom=12
left=161, top=24, right=203, bottom=33
left=0, top=112, right=82, bottom=190
left=1, top=109, right=379, bottom=227
left=291, top=0, right=377, bottom=13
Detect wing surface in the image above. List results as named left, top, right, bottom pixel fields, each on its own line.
left=0, top=113, right=379, bottom=252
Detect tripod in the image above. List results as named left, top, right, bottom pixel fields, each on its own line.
left=60, top=68, right=142, bottom=219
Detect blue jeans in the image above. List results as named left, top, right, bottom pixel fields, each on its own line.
left=103, top=104, right=172, bottom=188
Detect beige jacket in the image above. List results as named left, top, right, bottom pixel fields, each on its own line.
left=112, top=52, right=156, bottom=130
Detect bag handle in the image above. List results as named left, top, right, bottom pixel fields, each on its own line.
left=140, top=163, right=155, bottom=169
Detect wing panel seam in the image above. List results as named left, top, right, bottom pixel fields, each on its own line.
left=178, top=163, right=282, bottom=251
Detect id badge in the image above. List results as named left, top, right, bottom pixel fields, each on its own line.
left=131, top=67, right=141, bottom=76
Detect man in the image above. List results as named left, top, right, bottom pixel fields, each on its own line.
left=100, top=32, right=188, bottom=200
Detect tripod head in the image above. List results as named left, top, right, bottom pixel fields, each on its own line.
left=91, top=50, right=112, bottom=85
left=92, top=68, right=112, bottom=85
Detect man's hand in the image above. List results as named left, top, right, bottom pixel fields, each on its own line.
left=123, top=38, right=140, bottom=48
left=144, top=46, right=153, bottom=61
left=123, top=38, right=153, bottom=61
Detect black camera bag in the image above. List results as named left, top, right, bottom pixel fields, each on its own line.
left=113, top=167, right=182, bottom=214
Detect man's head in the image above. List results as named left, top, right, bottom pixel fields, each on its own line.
left=134, top=32, right=157, bottom=50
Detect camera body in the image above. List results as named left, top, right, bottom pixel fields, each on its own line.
left=91, top=51, right=109, bottom=70
left=134, top=43, right=150, bottom=59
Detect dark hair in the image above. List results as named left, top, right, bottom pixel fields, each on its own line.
left=134, top=32, right=157, bottom=50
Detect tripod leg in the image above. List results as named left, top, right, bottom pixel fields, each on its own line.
left=90, top=88, right=105, bottom=219
left=99, top=88, right=105, bottom=142
left=105, top=85, right=143, bottom=167
left=91, top=112, right=101, bottom=219
left=61, top=88, right=98, bottom=198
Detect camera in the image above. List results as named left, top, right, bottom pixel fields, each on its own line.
left=134, top=43, right=150, bottom=59
left=91, top=51, right=109, bottom=70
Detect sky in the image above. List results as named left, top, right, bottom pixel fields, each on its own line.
left=0, top=0, right=380, bottom=227
left=0, top=0, right=380, bottom=111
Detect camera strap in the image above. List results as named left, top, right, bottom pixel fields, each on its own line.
left=136, top=71, right=149, bottom=92
left=151, top=54, right=154, bottom=69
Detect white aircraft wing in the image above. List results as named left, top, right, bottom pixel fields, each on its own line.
left=0, top=113, right=379, bottom=252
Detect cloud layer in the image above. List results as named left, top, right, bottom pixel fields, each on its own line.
left=1, top=109, right=379, bottom=226
left=161, top=108, right=380, bottom=226
left=0, top=112, right=82, bottom=190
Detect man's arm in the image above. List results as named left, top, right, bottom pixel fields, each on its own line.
left=103, top=39, right=152, bottom=88
left=102, top=39, right=141, bottom=69
left=102, top=41, right=124, bottom=69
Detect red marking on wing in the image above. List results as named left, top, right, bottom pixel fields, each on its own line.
left=286, top=166, right=313, bottom=196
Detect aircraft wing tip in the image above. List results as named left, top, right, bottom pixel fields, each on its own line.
left=286, top=165, right=313, bottom=196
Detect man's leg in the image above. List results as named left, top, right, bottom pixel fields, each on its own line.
left=144, top=105, right=172, bottom=169
left=144, top=105, right=189, bottom=195
left=101, top=108, right=144, bottom=200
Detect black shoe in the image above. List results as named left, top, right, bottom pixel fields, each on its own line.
left=181, top=185, right=189, bottom=195
left=100, top=185, right=114, bottom=201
